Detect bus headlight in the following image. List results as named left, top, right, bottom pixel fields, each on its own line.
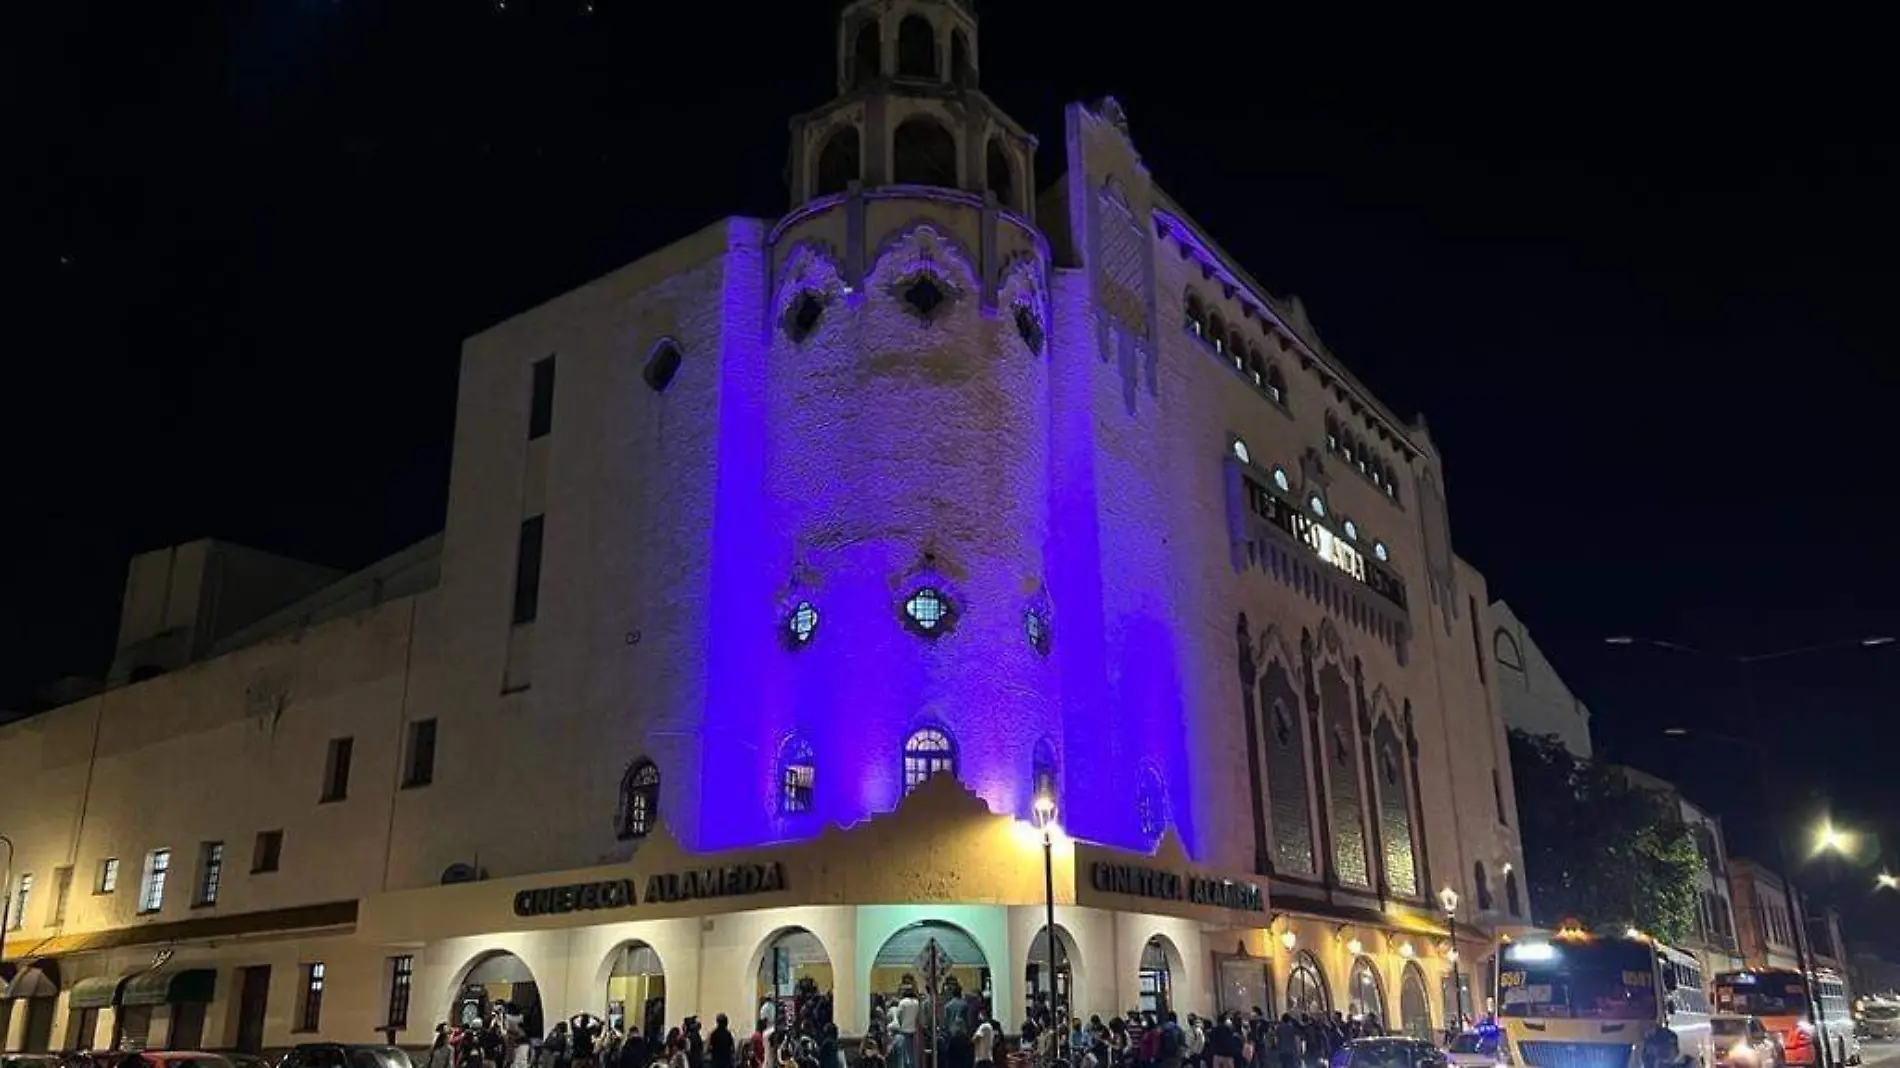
left=1729, top=1043, right=1756, bottom=1062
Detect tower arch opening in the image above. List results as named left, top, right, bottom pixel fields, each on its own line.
left=985, top=137, right=1015, bottom=210
left=951, top=29, right=973, bottom=86
left=896, top=15, right=937, bottom=79
left=893, top=116, right=958, bottom=188
left=814, top=125, right=861, bottom=198
left=850, top=20, right=881, bottom=87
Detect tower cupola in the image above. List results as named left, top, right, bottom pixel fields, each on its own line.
left=789, top=0, right=1036, bottom=217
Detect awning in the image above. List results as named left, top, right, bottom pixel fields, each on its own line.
left=0, top=960, right=61, bottom=999
left=67, top=976, right=121, bottom=1010
left=119, top=967, right=216, bottom=1007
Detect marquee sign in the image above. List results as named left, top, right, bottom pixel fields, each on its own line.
left=1088, top=861, right=1265, bottom=912
left=512, top=862, right=788, bottom=918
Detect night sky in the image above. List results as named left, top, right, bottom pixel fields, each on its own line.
left=14, top=2, right=1898, bottom=943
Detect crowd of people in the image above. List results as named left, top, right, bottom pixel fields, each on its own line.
left=416, top=993, right=1398, bottom=1068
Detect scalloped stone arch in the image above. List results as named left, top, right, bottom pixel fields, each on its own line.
left=1366, top=683, right=1400, bottom=729
left=868, top=219, right=980, bottom=291
left=1253, top=623, right=1302, bottom=690
left=773, top=240, right=847, bottom=319
left=1315, top=617, right=1354, bottom=672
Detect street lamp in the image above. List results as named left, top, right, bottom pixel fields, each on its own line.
left=1813, top=822, right=1856, bottom=860
left=1033, top=787, right=1062, bottom=1040
left=1609, top=635, right=1893, bottom=1068
left=0, top=834, right=12, bottom=963
left=1438, top=886, right=1463, bottom=1035
left=1875, top=872, right=1899, bottom=891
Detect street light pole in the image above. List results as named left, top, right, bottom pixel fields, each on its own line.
left=1034, top=790, right=1062, bottom=1061
left=0, top=834, right=13, bottom=964
left=1607, top=635, right=1892, bottom=1068
left=1438, top=887, right=1462, bottom=1036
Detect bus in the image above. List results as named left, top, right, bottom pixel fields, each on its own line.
left=1713, top=969, right=1859, bottom=1068
left=1495, top=930, right=1712, bottom=1068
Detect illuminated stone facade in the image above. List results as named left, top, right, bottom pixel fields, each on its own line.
left=0, top=0, right=1522, bottom=1054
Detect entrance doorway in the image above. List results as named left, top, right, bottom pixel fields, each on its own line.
left=458, top=952, right=544, bottom=1039
left=1139, top=937, right=1181, bottom=1017
left=755, top=928, right=833, bottom=1037
left=1399, top=964, right=1431, bottom=1041
left=66, top=1008, right=99, bottom=1052
left=235, top=966, right=271, bottom=1053
left=21, top=997, right=56, bottom=1052
left=1024, top=924, right=1077, bottom=1022
left=168, top=1001, right=206, bottom=1049
left=604, top=943, right=665, bottom=1040
left=870, top=921, right=992, bottom=1068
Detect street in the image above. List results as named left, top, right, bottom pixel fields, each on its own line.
left=1862, top=1043, right=1900, bottom=1068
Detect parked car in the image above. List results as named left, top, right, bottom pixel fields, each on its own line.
left=1446, top=1031, right=1512, bottom=1068
left=1331, top=1038, right=1449, bottom=1068
left=1713, top=1015, right=1780, bottom=1068
left=1857, top=1000, right=1900, bottom=1041
left=3, top=1055, right=64, bottom=1068
left=224, top=1055, right=272, bottom=1068
left=281, top=1044, right=416, bottom=1068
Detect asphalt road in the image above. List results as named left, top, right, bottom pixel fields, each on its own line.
left=1861, top=1042, right=1900, bottom=1068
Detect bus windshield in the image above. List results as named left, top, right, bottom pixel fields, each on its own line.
left=1716, top=974, right=1808, bottom=1017
left=1499, top=941, right=1657, bottom=1022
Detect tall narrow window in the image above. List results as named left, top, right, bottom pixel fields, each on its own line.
left=9, top=873, right=31, bottom=929
left=299, top=962, right=326, bottom=1032
left=780, top=737, right=816, bottom=815
left=512, top=515, right=546, bottom=624
left=404, top=719, right=438, bottom=788
left=51, top=867, right=73, bottom=926
left=97, top=857, right=119, bottom=894
left=386, top=955, right=415, bottom=1029
left=1492, top=768, right=1509, bottom=825
left=140, top=849, right=170, bottom=913
left=195, top=841, right=224, bottom=906
left=253, top=830, right=284, bottom=873
left=1467, top=596, right=1488, bottom=684
left=528, top=356, right=556, bottom=440
left=321, top=737, right=354, bottom=802
left=619, top=760, right=661, bottom=840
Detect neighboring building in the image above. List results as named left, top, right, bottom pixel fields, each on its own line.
left=1731, top=859, right=1804, bottom=971
left=1850, top=952, right=1900, bottom=998
left=1611, top=768, right=1741, bottom=976
left=0, top=0, right=1524, bottom=1055
left=1489, top=600, right=1593, bottom=757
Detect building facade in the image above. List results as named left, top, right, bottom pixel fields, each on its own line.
left=1610, top=769, right=1742, bottom=978
left=1488, top=601, right=1592, bottom=758
left=1730, top=859, right=1804, bottom=972
left=0, top=0, right=1523, bottom=1054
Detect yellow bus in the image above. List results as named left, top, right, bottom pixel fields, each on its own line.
left=1495, top=930, right=1712, bottom=1068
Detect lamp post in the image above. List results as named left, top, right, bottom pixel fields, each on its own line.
left=1607, top=634, right=1892, bottom=1068
left=1438, top=886, right=1462, bottom=1037
left=1033, top=788, right=1062, bottom=1056
left=0, top=833, right=13, bottom=964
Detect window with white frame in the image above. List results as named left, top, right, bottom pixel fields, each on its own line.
left=139, top=849, right=170, bottom=913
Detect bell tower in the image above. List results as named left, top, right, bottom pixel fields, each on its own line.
left=788, top=0, right=1036, bottom=217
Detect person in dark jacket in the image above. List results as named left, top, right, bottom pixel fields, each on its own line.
left=619, top=1028, right=649, bottom=1068
left=710, top=1015, right=737, bottom=1068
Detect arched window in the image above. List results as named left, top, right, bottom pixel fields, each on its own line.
left=1326, top=414, right=1340, bottom=452
left=902, top=585, right=955, bottom=635
left=892, top=117, right=958, bottom=187
left=1032, top=738, right=1058, bottom=807
left=950, top=29, right=973, bottom=87
left=1506, top=869, right=1523, bottom=917
left=1341, top=433, right=1356, bottom=467
left=1399, top=963, right=1432, bottom=1041
left=1343, top=519, right=1359, bottom=541
left=780, top=737, right=816, bottom=814
left=851, top=20, right=881, bottom=86
left=896, top=15, right=937, bottom=78
left=985, top=138, right=1015, bottom=209
left=1247, top=350, right=1266, bottom=387
left=1266, top=364, right=1288, bottom=404
left=1272, top=466, right=1291, bottom=494
left=1474, top=861, right=1494, bottom=912
left=813, top=125, right=861, bottom=198
left=1208, top=313, right=1227, bottom=354
left=1308, top=493, right=1326, bottom=518
left=1232, top=437, right=1252, bottom=465
left=1349, top=956, right=1387, bottom=1023
left=619, top=760, right=660, bottom=840
left=1185, top=294, right=1207, bottom=337
left=903, top=728, right=956, bottom=792
left=1229, top=332, right=1246, bottom=373
left=1136, top=765, right=1168, bottom=841
left=1493, top=629, right=1524, bottom=672
left=645, top=339, right=682, bottom=393
left=1287, top=951, right=1330, bottom=1015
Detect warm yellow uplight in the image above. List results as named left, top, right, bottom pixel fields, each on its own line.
left=1398, top=942, right=1415, bottom=959
left=1280, top=930, right=1298, bottom=951
left=1346, top=938, right=1363, bottom=956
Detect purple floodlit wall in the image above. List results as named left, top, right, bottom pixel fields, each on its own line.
left=697, top=194, right=1062, bottom=850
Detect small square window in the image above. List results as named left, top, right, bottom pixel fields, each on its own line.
left=253, top=830, right=284, bottom=874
